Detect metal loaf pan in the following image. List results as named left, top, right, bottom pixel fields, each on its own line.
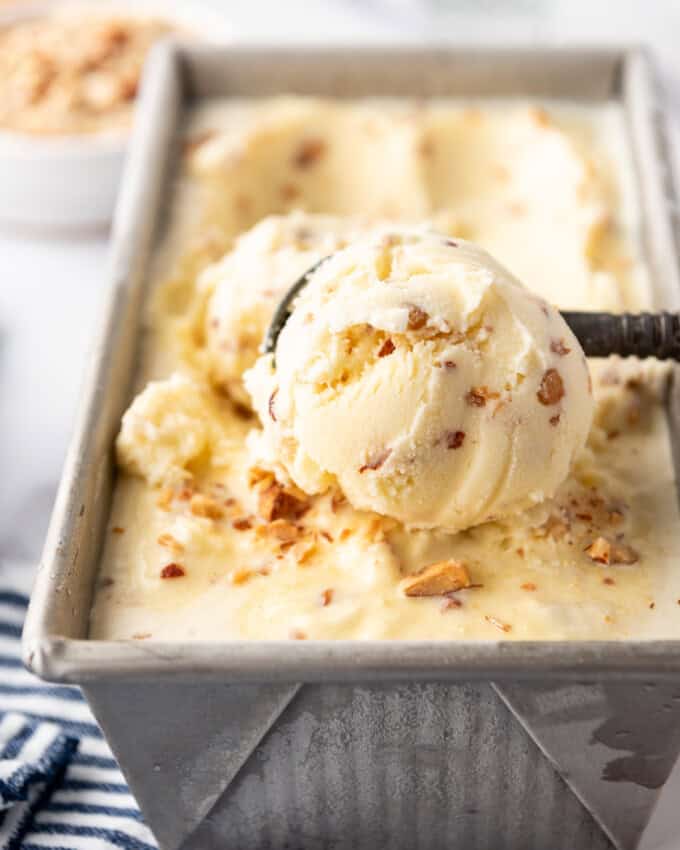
left=22, top=45, right=680, bottom=850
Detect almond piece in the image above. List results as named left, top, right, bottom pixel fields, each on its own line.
left=407, top=305, right=429, bottom=330
left=157, top=533, right=184, bottom=553
left=445, top=430, right=465, bottom=449
left=258, top=482, right=308, bottom=522
left=266, top=519, right=301, bottom=543
left=190, top=494, right=224, bottom=520
left=378, top=338, right=395, bottom=358
left=585, top=537, right=611, bottom=565
left=359, top=448, right=391, bottom=473
left=160, top=563, right=185, bottom=579
left=400, top=559, right=471, bottom=597
left=485, top=615, right=512, bottom=633
left=537, top=368, right=565, bottom=406
left=466, top=386, right=498, bottom=408
left=248, top=466, right=276, bottom=489
left=229, top=568, right=253, bottom=585
left=550, top=339, right=571, bottom=357
left=293, top=138, right=326, bottom=168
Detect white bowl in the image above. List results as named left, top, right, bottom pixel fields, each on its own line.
left=0, top=0, right=231, bottom=232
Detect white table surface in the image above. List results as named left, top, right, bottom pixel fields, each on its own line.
left=3, top=1, right=680, bottom=847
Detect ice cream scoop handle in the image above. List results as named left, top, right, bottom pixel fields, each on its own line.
left=563, top=311, right=680, bottom=360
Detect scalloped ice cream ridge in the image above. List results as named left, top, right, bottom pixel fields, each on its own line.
left=90, top=97, right=680, bottom=641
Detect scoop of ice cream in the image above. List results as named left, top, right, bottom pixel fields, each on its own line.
left=245, top=231, right=594, bottom=532
left=117, top=373, right=218, bottom=487
left=201, top=213, right=384, bottom=406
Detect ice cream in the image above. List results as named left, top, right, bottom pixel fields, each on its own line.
left=91, top=98, right=680, bottom=643
left=201, top=213, right=385, bottom=405
left=246, top=232, right=594, bottom=532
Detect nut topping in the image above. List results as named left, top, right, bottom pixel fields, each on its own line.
left=258, top=481, right=309, bottom=522
left=407, top=305, right=428, bottom=330
left=378, top=338, right=395, bottom=358
left=445, top=430, right=466, bottom=450
left=550, top=339, right=571, bottom=357
left=399, top=559, right=471, bottom=597
left=232, top=517, right=253, bottom=531
left=293, top=138, right=326, bottom=169
left=485, top=615, right=512, bottom=633
left=157, top=532, right=184, bottom=553
left=465, top=386, right=499, bottom=408
left=190, top=494, right=224, bottom=520
left=160, top=563, right=185, bottom=579
left=537, top=368, right=565, bottom=406
left=359, top=448, right=391, bottom=473
left=585, top=537, right=639, bottom=566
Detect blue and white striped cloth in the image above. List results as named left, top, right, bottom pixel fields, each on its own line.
left=0, top=562, right=157, bottom=850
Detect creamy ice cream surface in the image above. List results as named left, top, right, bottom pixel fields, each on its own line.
left=90, top=98, right=680, bottom=642
left=246, top=233, right=593, bottom=531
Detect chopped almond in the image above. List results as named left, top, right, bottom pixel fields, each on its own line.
left=319, top=588, right=334, bottom=607
left=485, top=615, right=512, bottom=633
left=248, top=466, right=276, bottom=489
left=400, top=559, right=471, bottom=597
left=550, top=339, right=571, bottom=357
left=157, top=532, right=184, bottom=553
left=378, top=338, right=395, bottom=358
left=445, top=430, right=465, bottom=450
left=407, top=305, right=428, bottom=330
left=160, top=563, right=185, bottom=579
left=266, top=519, right=301, bottom=543
left=233, top=518, right=253, bottom=532
left=465, top=386, right=499, bottom=407
left=537, top=369, right=565, bottom=406
left=585, top=537, right=611, bottom=565
left=229, top=568, right=253, bottom=585
left=359, top=448, right=391, bottom=473
left=292, top=537, right=317, bottom=564
left=190, top=493, right=224, bottom=520
left=293, top=138, right=326, bottom=168
left=258, top=482, right=308, bottom=522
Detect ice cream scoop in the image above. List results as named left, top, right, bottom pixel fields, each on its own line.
left=245, top=231, right=595, bottom=532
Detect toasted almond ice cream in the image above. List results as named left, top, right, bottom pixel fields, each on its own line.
left=91, top=99, right=680, bottom=643
left=246, top=232, right=594, bottom=532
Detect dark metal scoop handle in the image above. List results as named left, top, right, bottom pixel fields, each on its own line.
left=563, top=311, right=680, bottom=360
left=262, top=257, right=680, bottom=362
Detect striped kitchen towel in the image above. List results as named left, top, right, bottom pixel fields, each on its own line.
left=0, top=562, right=157, bottom=850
